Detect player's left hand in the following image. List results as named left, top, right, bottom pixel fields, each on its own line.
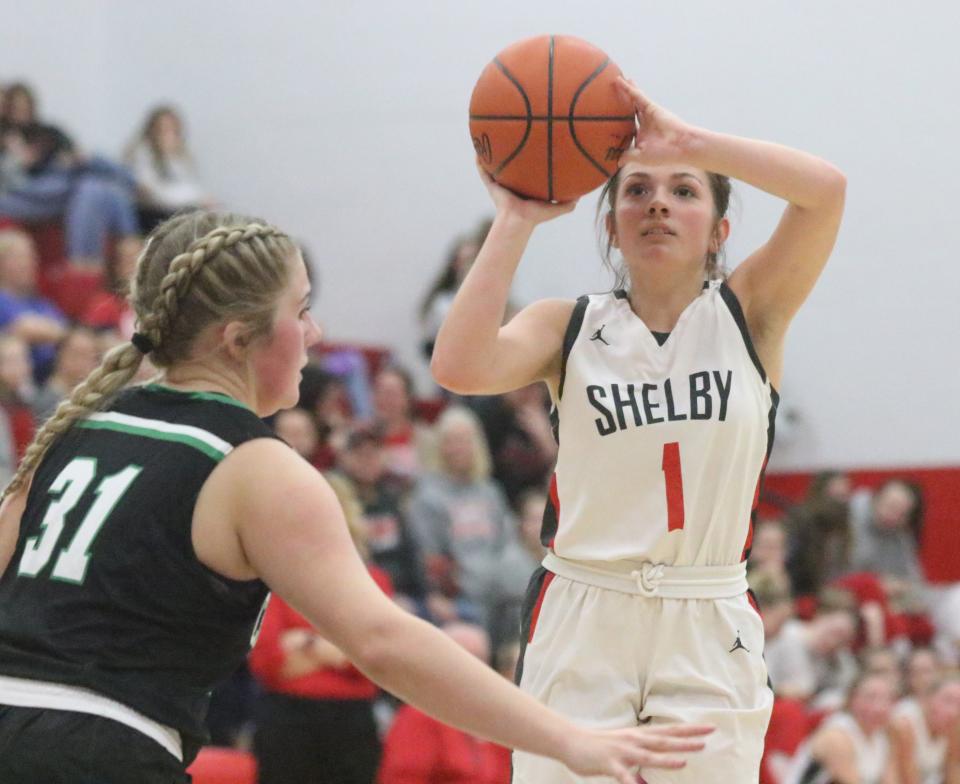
left=561, top=722, right=714, bottom=783
left=616, top=77, right=699, bottom=167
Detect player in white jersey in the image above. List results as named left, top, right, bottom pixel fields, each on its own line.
left=432, top=76, right=846, bottom=783
left=891, top=676, right=960, bottom=784
left=786, top=672, right=898, bottom=784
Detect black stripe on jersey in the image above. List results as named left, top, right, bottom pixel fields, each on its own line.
left=514, top=566, right=550, bottom=686
left=557, top=295, right=589, bottom=400
left=719, top=282, right=768, bottom=385
left=795, top=758, right=827, bottom=784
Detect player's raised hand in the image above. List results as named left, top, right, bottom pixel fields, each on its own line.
left=477, top=160, right=578, bottom=226
left=561, top=723, right=714, bottom=783
left=616, top=76, right=700, bottom=167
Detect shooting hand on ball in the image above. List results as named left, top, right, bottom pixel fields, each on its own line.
left=476, top=160, right=578, bottom=226
left=617, top=76, right=700, bottom=167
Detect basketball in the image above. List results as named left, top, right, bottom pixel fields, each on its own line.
left=469, top=35, right=636, bottom=203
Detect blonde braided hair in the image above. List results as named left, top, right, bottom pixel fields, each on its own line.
left=2, top=211, right=297, bottom=500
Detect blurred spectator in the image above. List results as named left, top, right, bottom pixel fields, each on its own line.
left=335, top=424, right=429, bottom=611
left=515, top=486, right=548, bottom=566
left=785, top=470, right=854, bottom=599
left=370, top=364, right=434, bottom=482
left=891, top=674, right=960, bottom=784
left=751, top=572, right=802, bottom=695
left=749, top=518, right=791, bottom=587
left=0, top=227, right=66, bottom=379
left=0, top=82, right=73, bottom=174
left=0, top=333, right=36, bottom=458
left=904, top=648, right=944, bottom=702
left=470, top=382, right=557, bottom=507
left=80, top=234, right=141, bottom=341
left=487, top=487, right=550, bottom=651
left=0, top=82, right=138, bottom=270
left=250, top=474, right=391, bottom=784
left=125, top=106, right=212, bottom=233
left=850, top=480, right=928, bottom=611
left=377, top=622, right=511, bottom=784
left=0, top=388, right=14, bottom=487
left=298, top=363, right=352, bottom=469
left=407, top=406, right=527, bottom=631
left=30, top=326, right=99, bottom=421
left=785, top=672, right=898, bottom=784
left=418, top=219, right=491, bottom=361
left=762, top=585, right=859, bottom=708
left=273, top=406, right=322, bottom=466
left=859, top=646, right=903, bottom=696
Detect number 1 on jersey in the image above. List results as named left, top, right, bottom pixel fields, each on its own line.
left=661, top=442, right=685, bottom=532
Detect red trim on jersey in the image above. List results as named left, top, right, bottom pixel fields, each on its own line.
left=527, top=572, right=556, bottom=644
left=547, top=473, right=560, bottom=549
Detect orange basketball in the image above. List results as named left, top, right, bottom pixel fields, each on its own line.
left=469, top=35, right=636, bottom=203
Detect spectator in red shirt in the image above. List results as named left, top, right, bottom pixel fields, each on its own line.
left=378, top=622, right=512, bottom=784
left=250, top=473, right=392, bottom=784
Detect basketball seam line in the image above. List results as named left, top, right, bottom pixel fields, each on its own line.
left=547, top=35, right=555, bottom=202
left=491, top=58, right=532, bottom=178
left=569, top=57, right=618, bottom=178
left=470, top=114, right=636, bottom=121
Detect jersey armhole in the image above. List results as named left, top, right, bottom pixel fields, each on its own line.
left=556, top=295, right=590, bottom=401
left=719, top=282, right=779, bottom=400
left=191, top=435, right=282, bottom=588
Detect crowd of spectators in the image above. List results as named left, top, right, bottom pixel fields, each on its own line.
left=3, top=78, right=959, bottom=783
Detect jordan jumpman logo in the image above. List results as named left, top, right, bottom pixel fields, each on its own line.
left=729, top=631, right=750, bottom=653
left=590, top=325, right=610, bottom=345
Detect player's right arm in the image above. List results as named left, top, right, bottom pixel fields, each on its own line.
left=810, top=728, right=861, bottom=784
left=890, top=715, right=921, bottom=784
left=199, top=440, right=711, bottom=784
left=430, top=167, right=575, bottom=396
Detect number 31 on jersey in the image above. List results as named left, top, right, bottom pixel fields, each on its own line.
left=18, top=457, right=142, bottom=584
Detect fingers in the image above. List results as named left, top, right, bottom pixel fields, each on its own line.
left=475, top=158, right=495, bottom=183
left=636, top=735, right=707, bottom=753
left=638, top=752, right=688, bottom=769
left=616, top=75, right=647, bottom=107
left=643, top=723, right=715, bottom=737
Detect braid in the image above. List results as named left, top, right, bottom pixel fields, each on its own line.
left=2, top=214, right=293, bottom=502
left=3, top=343, right=144, bottom=500
left=141, top=224, right=287, bottom=360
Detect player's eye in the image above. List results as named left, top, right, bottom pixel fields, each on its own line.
left=676, top=186, right=696, bottom=198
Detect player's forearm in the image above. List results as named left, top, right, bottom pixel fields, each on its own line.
left=353, top=609, right=576, bottom=760
left=431, top=211, right=532, bottom=386
left=684, top=127, right=846, bottom=211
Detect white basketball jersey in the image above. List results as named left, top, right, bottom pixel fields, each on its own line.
left=785, top=712, right=889, bottom=784
left=543, top=281, right=777, bottom=566
left=894, top=698, right=947, bottom=784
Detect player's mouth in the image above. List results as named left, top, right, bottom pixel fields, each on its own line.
left=642, top=224, right=675, bottom=237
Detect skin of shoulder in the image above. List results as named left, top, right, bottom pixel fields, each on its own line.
left=890, top=714, right=920, bottom=784
left=476, top=296, right=575, bottom=397
left=811, top=726, right=860, bottom=784
left=192, top=437, right=403, bottom=653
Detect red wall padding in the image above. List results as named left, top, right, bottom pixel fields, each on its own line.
left=762, top=467, right=960, bottom=583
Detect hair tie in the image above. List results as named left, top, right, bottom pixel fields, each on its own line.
left=131, top=332, right=155, bottom=354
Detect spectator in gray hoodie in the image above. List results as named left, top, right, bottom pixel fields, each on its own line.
left=407, top=406, right=529, bottom=638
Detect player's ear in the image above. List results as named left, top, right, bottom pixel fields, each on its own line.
left=709, top=217, right=730, bottom=254
left=221, top=320, right=254, bottom=361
